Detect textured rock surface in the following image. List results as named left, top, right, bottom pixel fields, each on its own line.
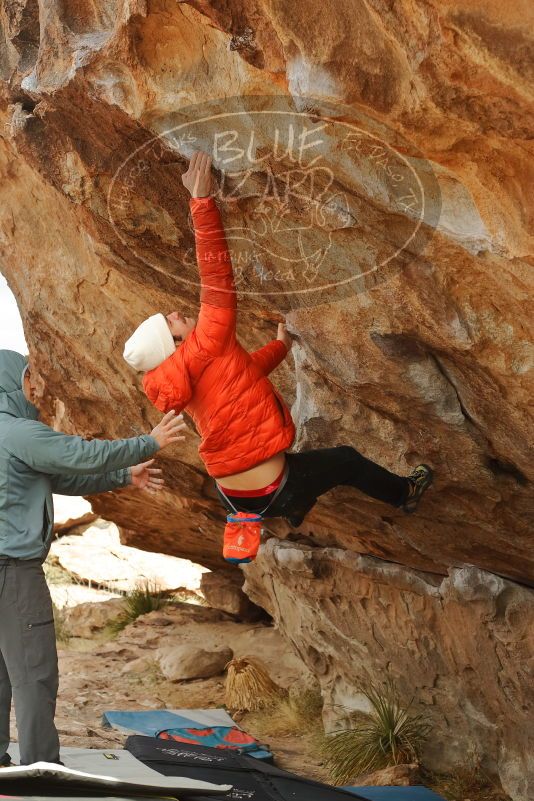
left=244, top=541, right=534, bottom=800
left=353, top=764, right=421, bottom=787
left=0, top=0, right=532, bottom=580
left=50, top=521, right=207, bottom=592
left=0, top=1, right=533, bottom=795
left=200, top=570, right=264, bottom=620
left=53, top=511, right=98, bottom=535
left=62, top=597, right=125, bottom=637
left=158, top=643, right=233, bottom=681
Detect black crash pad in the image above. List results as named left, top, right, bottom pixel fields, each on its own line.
left=126, top=736, right=368, bottom=801
left=0, top=760, right=231, bottom=798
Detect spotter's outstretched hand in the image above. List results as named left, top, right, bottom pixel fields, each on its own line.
left=150, top=410, right=188, bottom=450
left=130, top=459, right=165, bottom=494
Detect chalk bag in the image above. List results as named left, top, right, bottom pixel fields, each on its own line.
left=223, top=512, right=263, bottom=564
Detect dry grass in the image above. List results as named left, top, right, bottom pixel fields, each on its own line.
left=424, top=754, right=511, bottom=801
left=225, top=656, right=285, bottom=712
left=430, top=773, right=509, bottom=801
left=323, top=681, right=430, bottom=785
left=53, top=603, right=71, bottom=643
left=245, top=687, right=324, bottom=738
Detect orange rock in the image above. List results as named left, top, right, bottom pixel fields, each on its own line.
left=0, top=2, right=532, bottom=797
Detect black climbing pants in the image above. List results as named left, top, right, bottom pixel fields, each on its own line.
left=217, top=446, right=410, bottom=526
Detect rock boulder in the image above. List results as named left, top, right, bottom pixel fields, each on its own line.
left=243, top=541, right=534, bottom=801
left=200, top=571, right=265, bottom=620
left=158, top=644, right=234, bottom=681
left=0, top=1, right=532, bottom=797
left=353, top=764, right=421, bottom=787
left=62, top=598, right=125, bottom=638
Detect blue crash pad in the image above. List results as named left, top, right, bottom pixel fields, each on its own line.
left=102, top=708, right=272, bottom=760
left=343, top=787, right=446, bottom=801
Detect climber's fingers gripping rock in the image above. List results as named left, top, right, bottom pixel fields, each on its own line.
left=277, top=323, right=293, bottom=352
left=150, top=410, right=188, bottom=450
left=182, top=150, right=214, bottom=198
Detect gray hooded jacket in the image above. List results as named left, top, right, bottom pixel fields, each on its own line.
left=0, top=350, right=159, bottom=560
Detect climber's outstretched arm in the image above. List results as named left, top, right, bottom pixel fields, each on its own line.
left=183, top=151, right=237, bottom=356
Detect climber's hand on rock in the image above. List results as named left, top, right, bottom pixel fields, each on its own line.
left=182, top=151, right=214, bottom=198
left=277, top=323, right=293, bottom=352
left=130, top=459, right=165, bottom=494
left=150, top=410, right=187, bottom=450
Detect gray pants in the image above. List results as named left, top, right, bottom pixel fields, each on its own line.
left=0, top=557, right=60, bottom=764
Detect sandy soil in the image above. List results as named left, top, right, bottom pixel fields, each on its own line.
left=9, top=602, right=327, bottom=781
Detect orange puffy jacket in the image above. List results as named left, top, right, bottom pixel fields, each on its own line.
left=143, top=197, right=296, bottom=478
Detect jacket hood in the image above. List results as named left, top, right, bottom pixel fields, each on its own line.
left=0, top=350, right=39, bottom=420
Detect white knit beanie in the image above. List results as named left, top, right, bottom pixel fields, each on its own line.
left=123, top=313, right=176, bottom=372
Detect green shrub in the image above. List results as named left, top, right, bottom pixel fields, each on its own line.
left=323, top=680, right=431, bottom=785
left=110, top=582, right=169, bottom=632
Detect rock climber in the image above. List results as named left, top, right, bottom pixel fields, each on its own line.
left=123, top=150, right=433, bottom=538
left=0, top=349, right=187, bottom=766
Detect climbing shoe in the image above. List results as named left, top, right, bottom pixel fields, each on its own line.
left=403, top=464, right=434, bottom=514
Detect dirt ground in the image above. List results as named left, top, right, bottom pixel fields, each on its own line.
left=8, top=595, right=510, bottom=800
left=55, top=643, right=327, bottom=780
left=9, top=601, right=327, bottom=781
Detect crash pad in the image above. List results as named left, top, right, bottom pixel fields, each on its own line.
left=0, top=796, right=170, bottom=800
left=0, top=761, right=231, bottom=797
left=343, top=788, right=447, bottom=801
left=103, top=708, right=273, bottom=760
left=102, top=709, right=237, bottom=736
left=7, top=745, right=162, bottom=781
left=126, top=736, right=368, bottom=801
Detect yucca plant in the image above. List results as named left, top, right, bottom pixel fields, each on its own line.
left=323, top=680, right=431, bottom=785
left=110, top=581, right=169, bottom=633
left=225, top=656, right=285, bottom=711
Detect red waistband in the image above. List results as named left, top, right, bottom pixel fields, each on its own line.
left=218, top=463, right=286, bottom=497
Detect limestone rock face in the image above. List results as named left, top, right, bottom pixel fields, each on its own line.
left=0, top=1, right=533, bottom=795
